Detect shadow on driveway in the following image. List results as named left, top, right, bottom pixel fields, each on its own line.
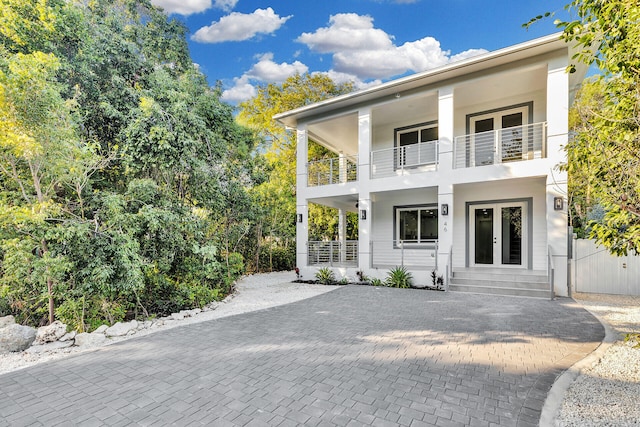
left=0, top=286, right=603, bottom=427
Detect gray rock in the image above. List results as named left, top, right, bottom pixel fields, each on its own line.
left=74, top=332, right=106, bottom=348
left=25, top=340, right=74, bottom=354
left=59, top=331, right=77, bottom=342
left=105, top=320, right=138, bottom=337
left=0, top=315, right=16, bottom=329
left=138, top=321, right=152, bottom=330
left=0, top=324, right=37, bottom=353
left=35, top=321, right=67, bottom=344
left=93, top=325, right=108, bottom=334
left=171, top=312, right=185, bottom=320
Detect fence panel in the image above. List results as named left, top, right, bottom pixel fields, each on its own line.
left=573, top=239, right=640, bottom=296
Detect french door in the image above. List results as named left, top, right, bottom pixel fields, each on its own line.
left=469, top=202, right=527, bottom=267
left=470, top=106, right=528, bottom=166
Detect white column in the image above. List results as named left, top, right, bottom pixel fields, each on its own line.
left=358, top=108, right=372, bottom=271
left=437, top=87, right=455, bottom=275
left=546, top=56, right=569, bottom=296
left=338, top=208, right=346, bottom=263
left=296, top=126, right=310, bottom=274
left=338, top=152, right=346, bottom=183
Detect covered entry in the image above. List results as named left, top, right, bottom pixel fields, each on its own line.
left=467, top=199, right=531, bottom=268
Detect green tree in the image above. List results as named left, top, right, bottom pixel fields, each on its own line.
left=238, top=74, right=354, bottom=271
left=529, top=1, right=640, bottom=254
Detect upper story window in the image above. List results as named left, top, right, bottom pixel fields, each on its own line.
left=394, top=122, right=438, bottom=168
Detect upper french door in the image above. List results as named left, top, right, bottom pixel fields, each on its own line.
left=469, top=202, right=527, bottom=267
left=470, top=106, right=528, bottom=166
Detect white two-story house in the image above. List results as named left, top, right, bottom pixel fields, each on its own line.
left=275, top=33, right=588, bottom=297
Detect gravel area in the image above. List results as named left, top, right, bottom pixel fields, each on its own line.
left=0, top=271, right=337, bottom=375
left=555, top=293, right=640, bottom=427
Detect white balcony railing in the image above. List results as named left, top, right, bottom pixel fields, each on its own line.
left=370, top=240, right=438, bottom=270
left=370, top=140, right=438, bottom=179
left=453, top=122, right=547, bottom=169
left=307, top=156, right=358, bottom=187
left=308, top=241, right=358, bottom=267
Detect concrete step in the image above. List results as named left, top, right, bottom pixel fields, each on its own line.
left=448, top=283, right=551, bottom=299
left=450, top=277, right=549, bottom=290
left=452, top=268, right=548, bottom=283
left=449, top=268, right=551, bottom=298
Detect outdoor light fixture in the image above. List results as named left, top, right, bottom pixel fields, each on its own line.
left=554, top=197, right=564, bottom=211
left=297, top=213, right=303, bottom=223
left=360, top=209, right=367, bottom=220
left=441, top=204, right=449, bottom=216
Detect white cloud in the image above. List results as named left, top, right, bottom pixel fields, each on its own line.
left=221, top=75, right=257, bottom=104
left=297, top=14, right=393, bottom=53
left=449, top=48, right=488, bottom=64
left=192, top=8, right=292, bottom=43
left=246, top=53, right=309, bottom=82
left=313, top=70, right=381, bottom=90
left=298, top=13, right=487, bottom=80
left=221, top=54, right=309, bottom=103
left=213, top=0, right=238, bottom=12
left=151, top=0, right=211, bottom=16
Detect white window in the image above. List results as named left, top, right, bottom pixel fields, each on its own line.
left=396, top=205, right=438, bottom=245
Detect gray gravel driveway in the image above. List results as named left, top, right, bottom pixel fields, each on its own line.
left=0, top=286, right=603, bottom=426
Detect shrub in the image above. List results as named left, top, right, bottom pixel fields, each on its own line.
left=315, top=267, right=336, bottom=285
left=385, top=266, right=413, bottom=288
left=370, top=278, right=384, bottom=286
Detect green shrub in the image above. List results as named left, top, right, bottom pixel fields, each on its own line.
left=370, top=278, right=384, bottom=286
left=257, top=245, right=295, bottom=272
left=315, top=267, right=336, bottom=285
left=385, top=266, right=413, bottom=288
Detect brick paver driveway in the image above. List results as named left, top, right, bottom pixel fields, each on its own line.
left=0, top=286, right=603, bottom=427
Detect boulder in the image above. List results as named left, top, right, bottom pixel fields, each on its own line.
left=74, top=332, right=106, bottom=348
left=105, top=320, right=138, bottom=337
left=35, top=321, right=67, bottom=344
left=170, top=312, right=185, bottom=320
left=59, top=331, right=77, bottom=342
left=93, top=325, right=108, bottom=334
left=0, top=315, right=15, bottom=329
left=0, top=324, right=36, bottom=353
left=25, top=340, right=74, bottom=354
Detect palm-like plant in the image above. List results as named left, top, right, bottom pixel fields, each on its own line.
left=385, top=266, right=413, bottom=288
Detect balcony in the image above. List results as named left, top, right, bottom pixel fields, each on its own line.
left=307, top=156, right=358, bottom=187
left=371, top=140, right=438, bottom=179
left=370, top=240, right=438, bottom=270
left=453, top=122, right=547, bottom=169
left=308, top=241, right=358, bottom=267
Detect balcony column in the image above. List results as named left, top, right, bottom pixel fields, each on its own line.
left=338, top=208, right=347, bottom=263
left=437, top=86, right=455, bottom=277
left=338, top=152, right=346, bottom=183
left=358, top=107, right=372, bottom=270
left=296, top=126, right=309, bottom=274
left=546, top=56, right=569, bottom=296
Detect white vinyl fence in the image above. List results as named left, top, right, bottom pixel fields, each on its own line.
left=572, top=239, right=640, bottom=296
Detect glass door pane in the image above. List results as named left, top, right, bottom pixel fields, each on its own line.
left=474, top=118, right=494, bottom=166
left=501, top=206, right=522, bottom=265
left=474, top=208, right=494, bottom=264
left=500, top=112, right=523, bottom=162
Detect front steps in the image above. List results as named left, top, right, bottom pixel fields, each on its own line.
left=449, top=268, right=551, bottom=298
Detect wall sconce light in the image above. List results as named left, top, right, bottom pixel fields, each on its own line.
left=554, top=197, right=564, bottom=211
left=297, top=213, right=303, bottom=223
left=360, top=210, right=367, bottom=220
left=441, top=204, right=449, bottom=216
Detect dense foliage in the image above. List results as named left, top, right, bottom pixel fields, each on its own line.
left=529, top=1, right=640, bottom=254
left=237, top=74, right=356, bottom=270
left=0, top=0, right=261, bottom=330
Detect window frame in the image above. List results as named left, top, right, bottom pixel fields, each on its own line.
left=393, top=121, right=438, bottom=169
left=393, top=204, right=439, bottom=248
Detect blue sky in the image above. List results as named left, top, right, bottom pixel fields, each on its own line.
left=150, top=0, right=572, bottom=104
